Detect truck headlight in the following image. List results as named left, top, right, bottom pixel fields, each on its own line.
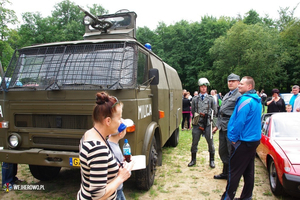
left=8, top=133, right=21, bottom=148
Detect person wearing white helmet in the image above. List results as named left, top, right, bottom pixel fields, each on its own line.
left=188, top=78, right=217, bottom=168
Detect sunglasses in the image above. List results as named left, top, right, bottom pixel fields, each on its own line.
left=111, top=96, right=119, bottom=108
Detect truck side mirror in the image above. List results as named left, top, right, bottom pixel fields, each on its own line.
left=149, top=69, right=159, bottom=85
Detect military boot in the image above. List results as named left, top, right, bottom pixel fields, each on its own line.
left=188, top=152, right=196, bottom=167
left=214, top=163, right=228, bottom=179
left=209, top=153, right=215, bottom=168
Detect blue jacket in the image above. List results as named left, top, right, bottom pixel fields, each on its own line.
left=227, top=90, right=262, bottom=143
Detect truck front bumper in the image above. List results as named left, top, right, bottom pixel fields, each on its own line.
left=0, top=148, right=80, bottom=168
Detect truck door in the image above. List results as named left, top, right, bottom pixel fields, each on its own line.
left=164, top=63, right=182, bottom=136
left=150, top=56, right=170, bottom=145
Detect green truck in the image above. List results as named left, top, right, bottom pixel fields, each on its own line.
left=0, top=8, right=182, bottom=190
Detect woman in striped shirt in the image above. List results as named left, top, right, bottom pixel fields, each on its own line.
left=77, top=92, right=132, bottom=200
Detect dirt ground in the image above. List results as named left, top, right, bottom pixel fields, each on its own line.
left=0, top=130, right=298, bottom=200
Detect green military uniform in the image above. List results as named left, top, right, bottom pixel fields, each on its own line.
left=214, top=73, right=241, bottom=179
left=189, top=93, right=217, bottom=167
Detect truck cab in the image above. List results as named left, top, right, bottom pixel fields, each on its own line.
left=0, top=8, right=182, bottom=190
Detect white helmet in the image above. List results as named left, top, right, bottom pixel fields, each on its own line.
left=198, top=78, right=210, bottom=86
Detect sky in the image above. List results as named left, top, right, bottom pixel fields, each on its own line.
left=7, top=0, right=300, bottom=30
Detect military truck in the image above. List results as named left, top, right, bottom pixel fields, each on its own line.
left=0, top=8, right=182, bottom=190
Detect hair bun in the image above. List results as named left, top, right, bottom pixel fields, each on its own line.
left=96, top=92, right=109, bottom=105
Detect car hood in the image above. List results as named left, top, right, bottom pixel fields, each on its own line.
left=275, top=140, right=300, bottom=164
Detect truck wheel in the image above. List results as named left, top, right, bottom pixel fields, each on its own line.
left=268, top=159, right=285, bottom=196
left=167, top=128, right=179, bottom=147
left=29, top=165, right=61, bottom=181
left=135, top=136, right=158, bottom=190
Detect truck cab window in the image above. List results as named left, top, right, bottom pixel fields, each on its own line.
left=137, top=51, right=148, bottom=85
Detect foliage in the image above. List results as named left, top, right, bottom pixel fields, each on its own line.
left=0, top=0, right=18, bottom=71
left=280, top=19, right=300, bottom=89
left=243, top=9, right=262, bottom=25
left=277, top=4, right=299, bottom=32
left=209, top=21, right=287, bottom=92
left=148, top=16, right=235, bottom=93
left=17, top=0, right=108, bottom=47
left=1, top=0, right=300, bottom=95
left=0, top=0, right=18, bottom=39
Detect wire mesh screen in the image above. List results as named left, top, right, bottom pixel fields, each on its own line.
left=3, top=42, right=138, bottom=90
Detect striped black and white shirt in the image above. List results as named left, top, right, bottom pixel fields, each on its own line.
left=77, top=139, right=119, bottom=200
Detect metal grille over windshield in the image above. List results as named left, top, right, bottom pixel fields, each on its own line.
left=3, top=42, right=137, bottom=90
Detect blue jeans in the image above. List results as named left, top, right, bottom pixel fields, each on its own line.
left=2, top=162, right=18, bottom=186
left=116, top=188, right=126, bottom=200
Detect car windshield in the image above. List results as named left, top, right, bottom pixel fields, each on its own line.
left=272, top=113, right=300, bottom=137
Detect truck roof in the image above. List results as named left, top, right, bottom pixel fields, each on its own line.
left=20, top=38, right=137, bottom=49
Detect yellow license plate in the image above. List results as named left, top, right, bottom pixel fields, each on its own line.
left=69, top=157, right=80, bottom=167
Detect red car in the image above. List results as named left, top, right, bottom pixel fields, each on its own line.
left=257, top=112, right=300, bottom=198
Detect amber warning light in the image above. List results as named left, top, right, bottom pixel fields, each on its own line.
left=123, top=119, right=135, bottom=133
left=159, top=110, right=165, bottom=119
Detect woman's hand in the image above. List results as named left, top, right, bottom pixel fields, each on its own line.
left=118, top=160, right=135, bottom=182
left=267, top=98, right=274, bottom=105
left=124, top=160, right=135, bottom=171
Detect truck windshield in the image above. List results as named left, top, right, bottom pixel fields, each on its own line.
left=2, top=42, right=137, bottom=90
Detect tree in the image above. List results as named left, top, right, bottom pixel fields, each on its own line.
left=209, top=21, right=286, bottom=92
left=189, top=16, right=235, bottom=92
left=277, top=4, right=299, bottom=32
left=17, top=12, right=55, bottom=46
left=136, top=26, right=158, bottom=50
left=243, top=9, right=262, bottom=25
left=0, top=0, right=18, bottom=70
left=17, top=0, right=108, bottom=47
left=280, top=19, right=300, bottom=89
left=0, top=0, right=18, bottom=39
left=277, top=4, right=300, bottom=90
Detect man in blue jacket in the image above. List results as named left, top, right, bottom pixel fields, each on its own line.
left=221, top=76, right=262, bottom=200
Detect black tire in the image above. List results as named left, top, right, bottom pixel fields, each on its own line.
left=29, top=165, right=61, bottom=181
left=268, top=159, right=285, bottom=196
left=167, top=128, right=179, bottom=147
left=135, top=136, right=158, bottom=190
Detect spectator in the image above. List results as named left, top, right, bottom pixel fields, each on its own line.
left=182, top=89, right=187, bottom=98
left=193, top=91, right=198, bottom=98
left=2, top=163, right=21, bottom=190
left=286, top=104, right=292, bottom=112
left=215, top=90, right=222, bottom=117
left=187, top=91, right=192, bottom=101
left=221, top=76, right=262, bottom=200
left=265, top=88, right=286, bottom=113
left=218, top=92, right=223, bottom=100
left=182, top=92, right=191, bottom=130
left=293, top=91, right=300, bottom=112
left=289, top=85, right=300, bottom=111
left=77, top=92, right=133, bottom=200
left=260, top=89, right=267, bottom=112
left=108, top=122, right=129, bottom=200
left=211, top=89, right=218, bottom=116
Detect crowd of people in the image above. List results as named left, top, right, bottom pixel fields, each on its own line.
left=258, top=85, right=300, bottom=113
left=2, top=75, right=299, bottom=199
left=182, top=74, right=300, bottom=200
left=183, top=74, right=261, bottom=200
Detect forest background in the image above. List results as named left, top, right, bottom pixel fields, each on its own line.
left=1, top=0, right=300, bottom=95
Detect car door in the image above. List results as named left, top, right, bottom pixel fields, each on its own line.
left=257, top=115, right=271, bottom=166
